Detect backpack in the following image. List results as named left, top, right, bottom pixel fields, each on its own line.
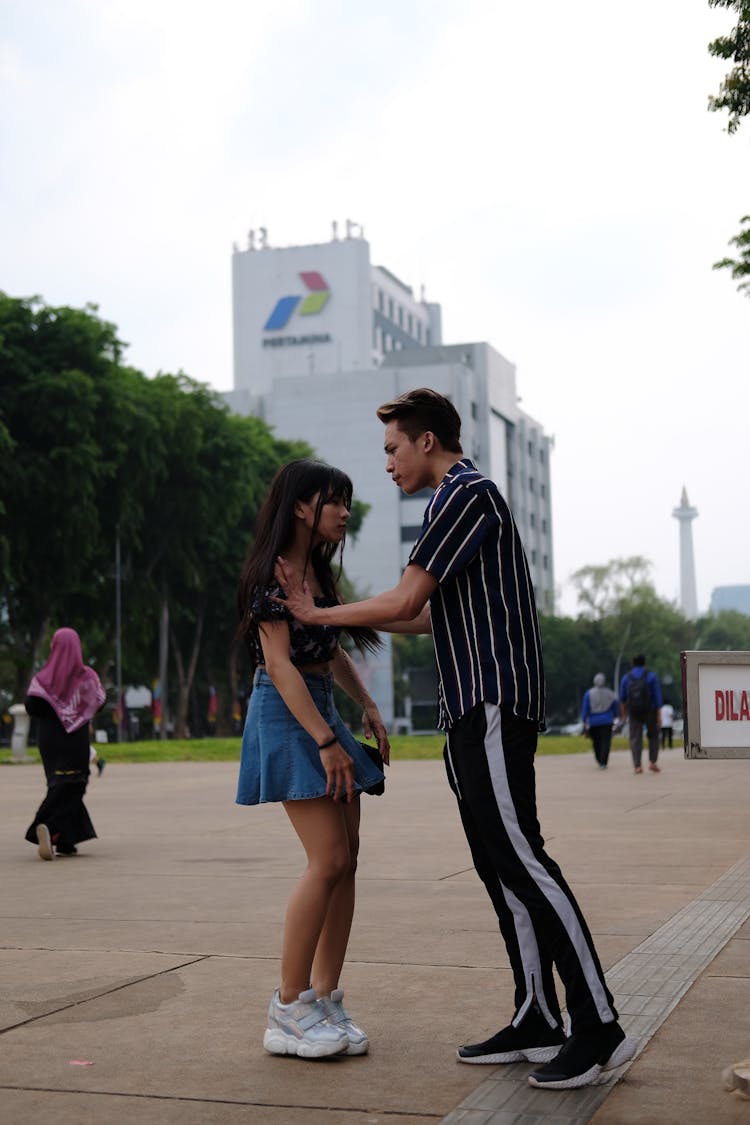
left=627, top=671, right=651, bottom=720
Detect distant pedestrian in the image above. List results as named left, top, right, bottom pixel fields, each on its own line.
left=581, top=674, right=619, bottom=769
left=620, top=655, right=663, bottom=774
left=24, top=628, right=105, bottom=859
left=660, top=702, right=675, bottom=749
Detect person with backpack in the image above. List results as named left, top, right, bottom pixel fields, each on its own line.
left=619, top=655, right=663, bottom=774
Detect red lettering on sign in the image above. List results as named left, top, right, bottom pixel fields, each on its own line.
left=716, top=690, right=725, bottom=720
left=715, top=688, right=750, bottom=721
left=741, top=691, right=750, bottom=721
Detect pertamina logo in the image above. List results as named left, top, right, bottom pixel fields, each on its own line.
left=264, top=272, right=331, bottom=330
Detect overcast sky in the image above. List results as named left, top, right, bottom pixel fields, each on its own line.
left=2, top=0, right=748, bottom=617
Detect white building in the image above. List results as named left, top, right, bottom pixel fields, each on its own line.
left=226, top=226, right=554, bottom=728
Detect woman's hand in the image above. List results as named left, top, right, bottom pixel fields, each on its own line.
left=362, top=707, right=391, bottom=766
left=320, top=741, right=355, bottom=802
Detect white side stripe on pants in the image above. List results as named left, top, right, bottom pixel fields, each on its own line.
left=483, top=703, right=615, bottom=1024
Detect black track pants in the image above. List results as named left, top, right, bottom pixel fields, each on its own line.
left=444, top=701, right=617, bottom=1034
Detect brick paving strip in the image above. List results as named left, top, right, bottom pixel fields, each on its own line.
left=440, top=851, right=750, bottom=1124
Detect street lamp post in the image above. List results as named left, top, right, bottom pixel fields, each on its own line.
left=115, top=525, right=123, bottom=744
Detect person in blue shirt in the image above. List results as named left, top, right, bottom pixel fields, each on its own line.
left=619, top=655, right=663, bottom=774
left=581, top=673, right=619, bottom=769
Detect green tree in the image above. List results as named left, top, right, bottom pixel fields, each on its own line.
left=708, top=1, right=750, bottom=294
left=569, top=557, right=692, bottom=707
left=570, top=556, right=653, bottom=619
left=695, top=608, right=750, bottom=649
left=713, top=215, right=750, bottom=295
left=538, top=614, right=599, bottom=724
left=708, top=0, right=750, bottom=133
left=0, top=295, right=127, bottom=693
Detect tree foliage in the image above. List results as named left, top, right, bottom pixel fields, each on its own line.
left=713, top=214, right=750, bottom=294
left=708, top=0, right=750, bottom=133
left=0, top=293, right=314, bottom=734
left=547, top=557, right=697, bottom=722
left=708, top=1, right=750, bottom=294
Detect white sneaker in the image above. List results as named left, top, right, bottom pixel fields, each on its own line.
left=319, top=989, right=369, bottom=1055
left=36, top=824, right=54, bottom=861
left=263, top=989, right=349, bottom=1059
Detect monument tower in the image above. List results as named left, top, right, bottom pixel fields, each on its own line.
left=672, top=487, right=699, bottom=619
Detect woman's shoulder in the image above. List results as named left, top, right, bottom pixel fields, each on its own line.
left=252, top=582, right=291, bottom=621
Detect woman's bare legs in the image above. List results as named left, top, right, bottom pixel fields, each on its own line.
left=279, top=796, right=359, bottom=1003
left=312, top=798, right=360, bottom=996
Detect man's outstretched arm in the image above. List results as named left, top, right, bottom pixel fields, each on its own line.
left=275, top=557, right=436, bottom=632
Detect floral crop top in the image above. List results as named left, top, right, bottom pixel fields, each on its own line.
left=248, top=582, right=341, bottom=666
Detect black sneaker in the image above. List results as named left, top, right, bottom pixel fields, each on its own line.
left=528, top=1022, right=636, bottom=1089
left=457, top=1009, right=565, bottom=1064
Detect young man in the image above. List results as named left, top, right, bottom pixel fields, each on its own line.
left=620, top=654, right=663, bottom=774
left=276, top=387, right=635, bottom=1090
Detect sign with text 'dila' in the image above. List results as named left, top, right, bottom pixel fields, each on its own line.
left=682, top=650, right=750, bottom=759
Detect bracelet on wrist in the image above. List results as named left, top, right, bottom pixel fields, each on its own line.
left=318, top=735, right=337, bottom=750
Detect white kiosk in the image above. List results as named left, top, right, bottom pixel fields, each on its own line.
left=682, top=650, right=750, bottom=760
left=682, top=650, right=750, bottom=1099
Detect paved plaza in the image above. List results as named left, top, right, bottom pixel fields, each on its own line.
left=2, top=748, right=750, bottom=1124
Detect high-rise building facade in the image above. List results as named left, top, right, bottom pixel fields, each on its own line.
left=710, top=586, right=750, bottom=617
left=226, top=226, right=554, bottom=728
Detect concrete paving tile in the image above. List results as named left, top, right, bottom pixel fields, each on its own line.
left=0, top=957, right=500, bottom=1118
left=0, top=949, right=201, bottom=1031
left=4, top=755, right=750, bottom=1125
left=591, top=976, right=750, bottom=1125
left=0, top=1090, right=438, bottom=1125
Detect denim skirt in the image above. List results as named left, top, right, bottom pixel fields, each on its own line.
left=236, top=668, right=385, bottom=805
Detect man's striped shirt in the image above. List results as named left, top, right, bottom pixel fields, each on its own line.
left=408, top=459, right=545, bottom=731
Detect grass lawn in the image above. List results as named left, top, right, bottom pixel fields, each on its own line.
left=1, top=733, right=631, bottom=765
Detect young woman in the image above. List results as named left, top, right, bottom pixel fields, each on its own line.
left=236, top=459, right=389, bottom=1060
left=24, top=627, right=106, bottom=859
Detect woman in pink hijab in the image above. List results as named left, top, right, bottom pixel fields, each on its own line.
left=24, top=627, right=106, bottom=860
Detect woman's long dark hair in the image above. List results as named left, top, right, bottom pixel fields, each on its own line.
left=238, top=459, right=381, bottom=661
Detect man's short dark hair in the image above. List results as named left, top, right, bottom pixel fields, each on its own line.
left=376, top=387, right=462, bottom=453
left=632, top=654, right=646, bottom=667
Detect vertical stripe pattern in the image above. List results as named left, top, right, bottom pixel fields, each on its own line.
left=409, top=459, right=545, bottom=730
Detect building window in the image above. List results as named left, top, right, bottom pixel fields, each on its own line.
left=531, top=549, right=537, bottom=565
left=416, top=322, right=422, bottom=342
left=527, top=439, right=533, bottom=456
left=529, top=476, right=535, bottom=493
left=539, top=448, right=545, bottom=465
left=398, top=306, right=403, bottom=327
left=388, top=297, right=394, bottom=320
left=530, top=512, right=535, bottom=528
left=400, top=525, right=423, bottom=542
left=471, top=401, right=478, bottom=419
left=408, top=313, right=413, bottom=334
left=378, top=289, right=384, bottom=312
left=543, top=554, right=549, bottom=571
left=540, top=483, right=546, bottom=499
left=541, top=518, right=547, bottom=534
